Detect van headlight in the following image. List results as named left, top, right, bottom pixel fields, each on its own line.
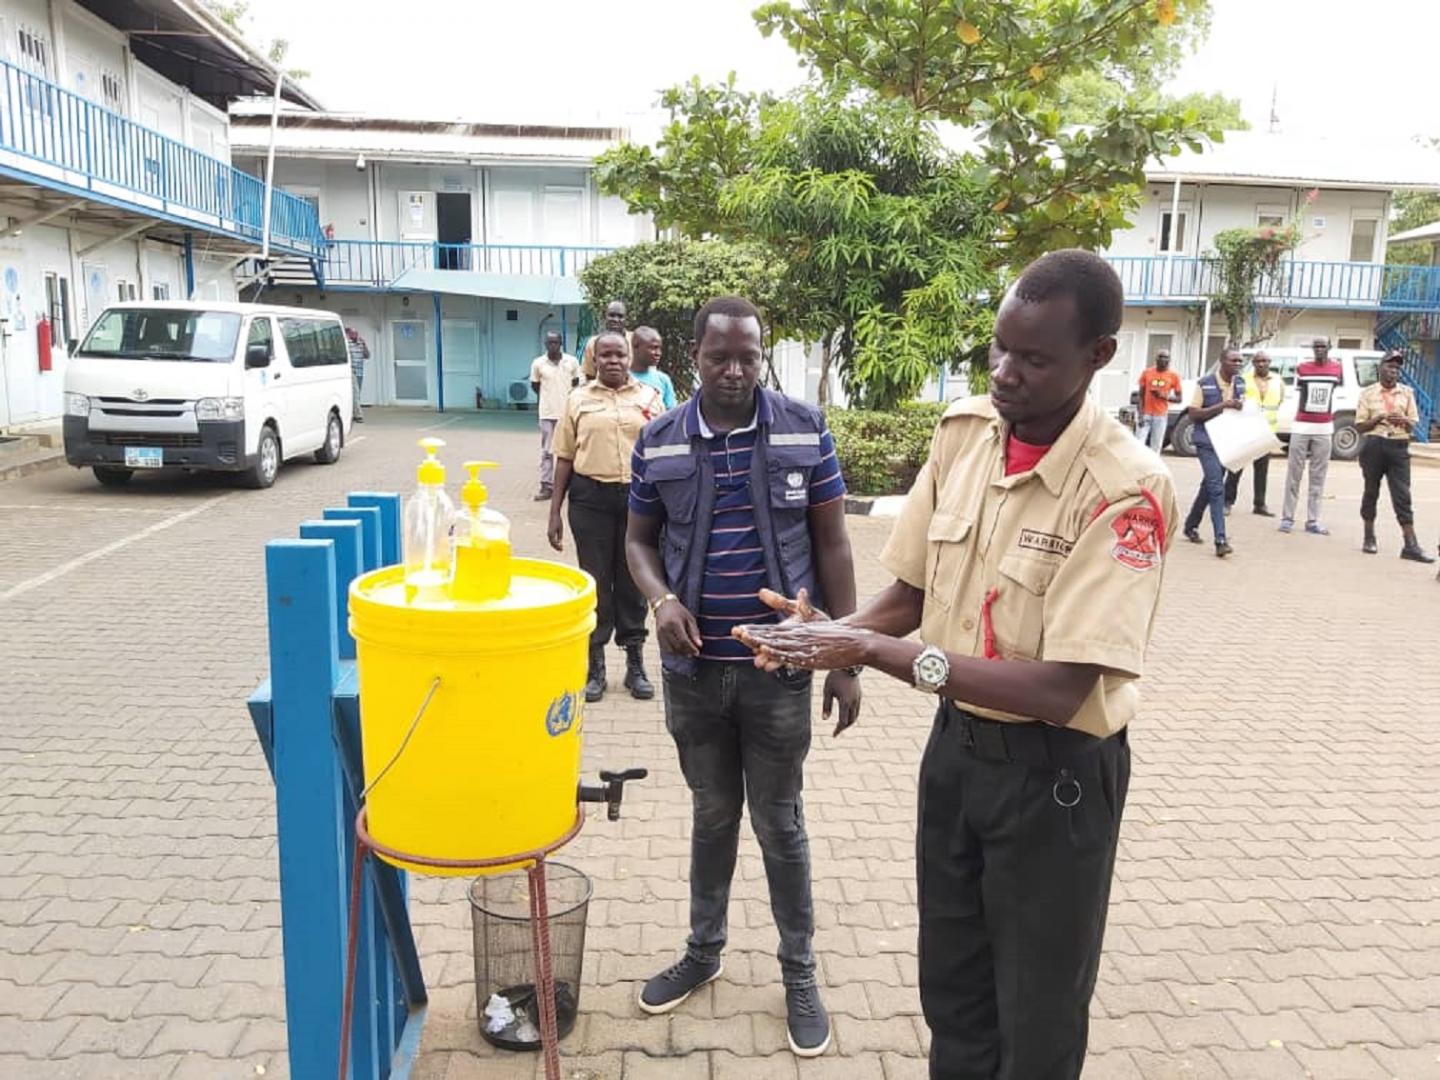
left=195, top=397, right=245, bottom=422
left=65, top=392, right=90, bottom=417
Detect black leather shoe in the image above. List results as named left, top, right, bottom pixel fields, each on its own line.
left=1363, top=537, right=1378, bottom=554
left=1400, top=544, right=1435, bottom=564
left=1253, top=506, right=1274, bottom=517
left=584, top=646, right=607, bottom=702
left=1184, top=528, right=1203, bottom=544
left=623, top=646, right=654, bottom=700
left=1215, top=541, right=1233, bottom=558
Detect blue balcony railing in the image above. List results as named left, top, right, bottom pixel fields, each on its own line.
left=320, top=240, right=616, bottom=287
left=1103, top=255, right=1440, bottom=313
left=0, top=57, right=321, bottom=255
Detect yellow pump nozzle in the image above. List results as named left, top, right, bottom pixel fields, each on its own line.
left=417, top=437, right=446, bottom=485
left=460, top=460, right=500, bottom=514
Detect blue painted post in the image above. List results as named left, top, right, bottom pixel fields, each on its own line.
left=323, top=505, right=381, bottom=570
left=265, top=539, right=347, bottom=1080
left=433, top=292, right=445, bottom=414
left=348, top=494, right=402, bottom=568
left=183, top=233, right=195, bottom=299
left=299, top=519, right=362, bottom=661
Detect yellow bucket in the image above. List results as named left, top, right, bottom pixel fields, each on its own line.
left=349, top=558, right=596, bottom=876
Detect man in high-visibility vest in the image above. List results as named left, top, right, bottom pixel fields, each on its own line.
left=1224, top=350, right=1284, bottom=517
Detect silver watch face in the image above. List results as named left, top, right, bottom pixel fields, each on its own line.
left=916, top=650, right=948, bottom=689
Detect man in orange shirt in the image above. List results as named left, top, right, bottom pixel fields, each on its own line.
left=1135, top=349, right=1181, bottom=454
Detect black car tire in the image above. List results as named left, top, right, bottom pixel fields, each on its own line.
left=93, top=466, right=134, bottom=487
left=1168, top=414, right=1198, bottom=457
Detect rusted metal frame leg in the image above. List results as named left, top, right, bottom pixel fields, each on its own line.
left=528, top=859, right=562, bottom=1080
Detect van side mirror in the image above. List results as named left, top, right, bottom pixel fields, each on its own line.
left=246, top=343, right=272, bottom=369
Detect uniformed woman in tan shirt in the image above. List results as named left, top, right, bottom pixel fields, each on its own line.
left=548, top=330, right=664, bottom=702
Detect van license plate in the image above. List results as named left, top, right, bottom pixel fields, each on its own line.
left=124, top=447, right=164, bottom=469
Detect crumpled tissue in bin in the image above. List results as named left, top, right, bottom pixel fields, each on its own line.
left=483, top=992, right=514, bottom=1035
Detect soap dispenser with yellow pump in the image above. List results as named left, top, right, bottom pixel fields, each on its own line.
left=452, top=460, right=512, bottom=602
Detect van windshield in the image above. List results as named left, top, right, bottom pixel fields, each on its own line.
left=78, top=309, right=242, bottom=362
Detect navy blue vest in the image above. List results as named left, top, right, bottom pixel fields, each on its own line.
left=639, top=387, right=826, bottom=676
left=1192, top=373, right=1243, bottom=449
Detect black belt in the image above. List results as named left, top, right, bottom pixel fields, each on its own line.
left=937, top=701, right=1119, bottom=767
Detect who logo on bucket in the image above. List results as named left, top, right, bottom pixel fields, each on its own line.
left=545, top=691, right=581, bottom=737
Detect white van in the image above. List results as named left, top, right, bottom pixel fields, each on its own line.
left=1164, top=347, right=1380, bottom=462
left=63, top=302, right=353, bottom=488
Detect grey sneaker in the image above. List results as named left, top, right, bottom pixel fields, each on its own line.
left=638, top=955, right=722, bottom=1015
left=785, top=984, right=831, bottom=1057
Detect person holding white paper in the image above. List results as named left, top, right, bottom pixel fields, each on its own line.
left=1182, top=347, right=1244, bottom=557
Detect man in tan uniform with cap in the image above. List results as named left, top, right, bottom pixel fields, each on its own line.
left=737, top=249, right=1176, bottom=1080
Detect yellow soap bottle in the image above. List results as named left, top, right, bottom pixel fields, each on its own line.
left=451, top=461, right=512, bottom=602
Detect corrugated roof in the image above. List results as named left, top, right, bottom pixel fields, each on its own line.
left=77, top=0, right=321, bottom=110
left=1145, top=131, right=1440, bottom=191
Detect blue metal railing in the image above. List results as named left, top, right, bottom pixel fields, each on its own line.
left=320, top=240, right=616, bottom=287
left=1103, top=255, right=1440, bottom=313
left=1376, top=317, right=1435, bottom=443
left=0, top=57, right=321, bottom=255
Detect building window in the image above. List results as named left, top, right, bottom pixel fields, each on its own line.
left=43, top=271, right=74, bottom=347
left=1256, top=204, right=1287, bottom=230
left=1159, top=210, right=1188, bottom=253
left=115, top=280, right=137, bottom=302
left=152, top=284, right=171, bottom=301
left=1349, top=217, right=1379, bottom=263
left=100, top=70, right=125, bottom=113
left=16, top=26, right=51, bottom=78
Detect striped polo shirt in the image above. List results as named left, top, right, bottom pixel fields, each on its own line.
left=630, top=394, right=846, bottom=661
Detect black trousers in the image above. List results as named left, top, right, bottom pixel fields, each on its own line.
left=568, top=474, right=647, bottom=649
left=1224, top=454, right=1270, bottom=509
left=919, top=705, right=1129, bottom=1080
left=1359, top=436, right=1414, bottom=526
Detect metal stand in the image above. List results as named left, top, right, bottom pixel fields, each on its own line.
left=339, top=808, right=587, bottom=1080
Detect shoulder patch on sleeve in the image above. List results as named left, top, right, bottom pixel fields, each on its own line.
left=1110, top=504, right=1164, bottom=572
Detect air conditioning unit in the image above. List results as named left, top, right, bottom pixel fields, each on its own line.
left=508, top=380, right=532, bottom=409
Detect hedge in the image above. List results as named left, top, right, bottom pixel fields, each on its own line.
left=827, top=401, right=947, bottom=497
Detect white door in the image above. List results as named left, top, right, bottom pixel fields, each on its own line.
left=1091, top=330, right=1137, bottom=413
left=398, top=191, right=436, bottom=242
left=441, top=319, right=481, bottom=410
left=391, top=320, right=430, bottom=404
left=542, top=187, right=585, bottom=245
left=243, top=316, right=282, bottom=453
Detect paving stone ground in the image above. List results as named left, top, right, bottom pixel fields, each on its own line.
left=1, top=408, right=1438, bottom=1080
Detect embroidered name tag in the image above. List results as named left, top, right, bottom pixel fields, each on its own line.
left=1018, top=529, right=1073, bottom=557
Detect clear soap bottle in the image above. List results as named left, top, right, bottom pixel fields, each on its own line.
left=402, top=437, right=456, bottom=605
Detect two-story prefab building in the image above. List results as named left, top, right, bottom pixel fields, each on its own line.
left=0, top=0, right=323, bottom=429
left=229, top=107, right=652, bottom=411
left=1093, top=131, right=1440, bottom=417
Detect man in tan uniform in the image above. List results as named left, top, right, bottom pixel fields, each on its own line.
left=737, top=250, right=1177, bottom=1080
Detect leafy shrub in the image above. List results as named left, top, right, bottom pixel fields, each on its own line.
left=827, top=401, right=947, bottom=496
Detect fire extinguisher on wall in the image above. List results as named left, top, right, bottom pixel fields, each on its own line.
left=36, top=313, right=52, bottom=372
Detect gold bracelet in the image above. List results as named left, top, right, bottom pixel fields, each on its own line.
left=649, top=592, right=678, bottom=617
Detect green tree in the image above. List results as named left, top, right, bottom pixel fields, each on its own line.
left=599, top=2, right=1221, bottom=406
left=1208, top=218, right=1303, bottom=345
left=202, top=1, right=309, bottom=81
left=1058, top=77, right=1247, bottom=130
left=1387, top=190, right=1440, bottom=267
left=577, top=240, right=795, bottom=396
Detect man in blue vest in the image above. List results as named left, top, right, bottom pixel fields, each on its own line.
left=625, top=295, right=860, bottom=1058
left=1183, top=347, right=1244, bottom=557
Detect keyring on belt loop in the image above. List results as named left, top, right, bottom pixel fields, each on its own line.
left=1052, top=767, right=1082, bottom=808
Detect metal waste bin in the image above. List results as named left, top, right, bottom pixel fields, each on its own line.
left=469, top=863, right=592, bottom=1050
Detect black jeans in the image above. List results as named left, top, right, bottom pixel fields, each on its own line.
left=1224, top=454, right=1270, bottom=509
left=1359, top=436, right=1414, bottom=526
left=568, top=474, right=647, bottom=648
left=663, top=663, right=817, bottom=988
left=919, top=706, right=1129, bottom=1080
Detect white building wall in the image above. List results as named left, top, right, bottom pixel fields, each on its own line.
left=1111, top=182, right=1391, bottom=262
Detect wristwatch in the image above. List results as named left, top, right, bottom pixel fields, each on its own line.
left=841, top=665, right=864, bottom=678
left=649, top=592, right=679, bottom=618
left=911, top=645, right=950, bottom=694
